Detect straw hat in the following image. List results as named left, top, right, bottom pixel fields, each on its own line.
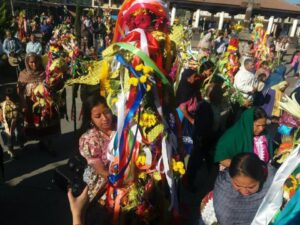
left=8, top=56, right=20, bottom=67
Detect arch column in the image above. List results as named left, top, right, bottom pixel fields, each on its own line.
left=193, top=9, right=201, bottom=28
left=266, top=16, right=274, bottom=35
left=290, top=18, right=298, bottom=37
left=218, top=11, right=225, bottom=30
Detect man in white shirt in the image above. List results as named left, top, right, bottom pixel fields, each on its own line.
left=234, top=58, right=257, bottom=101
left=26, top=34, right=42, bottom=55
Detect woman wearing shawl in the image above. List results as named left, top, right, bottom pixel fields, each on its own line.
left=200, top=153, right=275, bottom=225
left=17, top=53, right=60, bottom=152
left=214, top=107, right=273, bottom=168
left=176, top=68, right=201, bottom=155
left=176, top=61, right=214, bottom=154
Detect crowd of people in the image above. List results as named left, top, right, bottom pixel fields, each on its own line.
left=1, top=1, right=300, bottom=225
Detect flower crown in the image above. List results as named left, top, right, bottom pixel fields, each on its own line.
left=113, top=0, right=169, bottom=42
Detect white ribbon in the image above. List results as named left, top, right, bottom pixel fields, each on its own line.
left=251, top=145, right=300, bottom=225
left=128, top=28, right=149, bottom=56
left=155, top=134, right=178, bottom=211
left=143, top=146, right=152, bottom=166
left=107, top=60, right=126, bottom=164
left=107, top=132, right=117, bottom=163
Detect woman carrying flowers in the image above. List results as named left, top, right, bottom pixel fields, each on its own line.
left=78, top=94, right=116, bottom=202
left=17, top=53, right=60, bottom=154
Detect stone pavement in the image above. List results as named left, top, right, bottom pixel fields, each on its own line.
left=0, top=64, right=82, bottom=225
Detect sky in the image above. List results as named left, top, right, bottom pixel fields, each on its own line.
left=287, top=0, right=300, bottom=4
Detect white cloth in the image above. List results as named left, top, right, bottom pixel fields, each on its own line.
left=234, top=67, right=256, bottom=100
left=26, top=41, right=42, bottom=55
left=251, top=145, right=300, bottom=225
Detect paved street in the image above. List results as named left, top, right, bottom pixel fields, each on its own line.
left=0, top=65, right=82, bottom=225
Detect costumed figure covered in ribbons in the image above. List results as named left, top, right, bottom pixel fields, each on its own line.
left=46, top=24, right=84, bottom=87
left=216, top=36, right=246, bottom=107
left=251, top=94, right=300, bottom=225
left=221, top=37, right=240, bottom=83
left=17, top=10, right=27, bottom=43
left=169, top=20, right=201, bottom=86
left=17, top=53, right=60, bottom=153
left=45, top=24, right=93, bottom=118
left=67, top=0, right=182, bottom=224
left=252, top=19, right=280, bottom=70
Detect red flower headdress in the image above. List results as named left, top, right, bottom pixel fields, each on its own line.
left=113, top=0, right=169, bottom=42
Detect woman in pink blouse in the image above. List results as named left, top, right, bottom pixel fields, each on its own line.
left=78, top=95, right=116, bottom=201
left=176, top=61, right=214, bottom=155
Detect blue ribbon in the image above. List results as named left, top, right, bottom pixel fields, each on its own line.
left=273, top=187, right=300, bottom=225
left=109, top=110, right=140, bottom=184
left=278, top=125, right=293, bottom=136
left=108, top=54, right=145, bottom=184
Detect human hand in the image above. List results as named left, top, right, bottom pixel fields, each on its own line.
left=243, top=99, right=253, bottom=108
left=190, top=118, right=195, bottom=125
left=67, top=186, right=89, bottom=225
left=252, top=87, right=258, bottom=93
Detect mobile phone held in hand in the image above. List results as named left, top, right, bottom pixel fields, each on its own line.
left=51, top=155, right=87, bottom=197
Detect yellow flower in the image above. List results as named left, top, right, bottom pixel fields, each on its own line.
left=153, top=171, right=162, bottom=181
left=135, top=64, right=144, bottom=72
left=173, top=164, right=179, bottom=172
left=179, top=168, right=186, bottom=175
left=129, top=77, right=139, bottom=86
left=137, top=155, right=146, bottom=166
left=139, top=75, right=147, bottom=84
left=138, top=172, right=146, bottom=180
left=176, top=162, right=184, bottom=170
left=143, top=66, right=153, bottom=74
left=146, top=84, right=151, bottom=92
left=112, top=98, right=118, bottom=105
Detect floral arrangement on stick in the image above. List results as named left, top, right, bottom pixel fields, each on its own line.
left=67, top=0, right=184, bottom=224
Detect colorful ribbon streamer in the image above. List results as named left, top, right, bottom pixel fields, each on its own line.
left=113, top=42, right=170, bottom=86
left=108, top=54, right=145, bottom=185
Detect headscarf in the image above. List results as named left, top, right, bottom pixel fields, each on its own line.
left=175, top=68, right=199, bottom=106
left=18, top=53, right=45, bottom=84
left=214, top=108, right=273, bottom=163
left=213, top=166, right=275, bottom=225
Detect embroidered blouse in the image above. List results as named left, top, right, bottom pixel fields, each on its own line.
left=79, top=127, right=112, bottom=168
left=253, top=135, right=269, bottom=163
left=79, top=127, right=114, bottom=200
